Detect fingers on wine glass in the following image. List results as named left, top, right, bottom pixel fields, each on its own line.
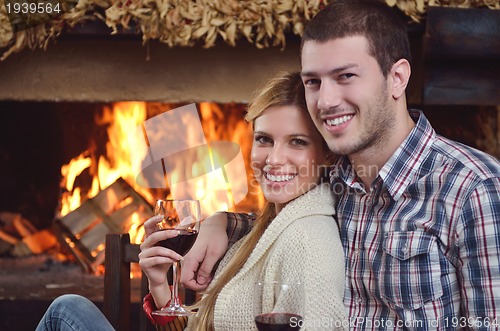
left=144, top=215, right=165, bottom=232
left=141, top=229, right=180, bottom=250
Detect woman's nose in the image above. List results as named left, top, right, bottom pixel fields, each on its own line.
left=266, top=145, right=286, bottom=166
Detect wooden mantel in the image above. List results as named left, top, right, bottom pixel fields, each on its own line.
left=0, top=38, right=301, bottom=103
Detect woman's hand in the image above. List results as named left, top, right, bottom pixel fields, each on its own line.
left=139, top=215, right=183, bottom=308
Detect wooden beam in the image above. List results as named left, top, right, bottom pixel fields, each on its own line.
left=424, top=61, right=500, bottom=106
left=423, top=7, right=500, bottom=105
left=424, top=7, right=500, bottom=60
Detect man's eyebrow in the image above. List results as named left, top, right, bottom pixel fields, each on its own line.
left=301, top=64, right=359, bottom=77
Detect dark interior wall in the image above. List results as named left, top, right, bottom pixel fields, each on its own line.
left=0, top=102, right=105, bottom=228
left=422, top=105, right=499, bottom=159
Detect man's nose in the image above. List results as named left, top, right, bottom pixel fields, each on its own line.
left=317, top=81, right=341, bottom=111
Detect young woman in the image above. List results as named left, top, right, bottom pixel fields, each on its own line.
left=35, top=72, right=346, bottom=331
left=140, top=71, right=346, bottom=330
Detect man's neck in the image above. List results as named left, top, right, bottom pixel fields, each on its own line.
left=350, top=111, right=416, bottom=189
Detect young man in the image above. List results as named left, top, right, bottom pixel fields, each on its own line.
left=182, top=1, right=500, bottom=329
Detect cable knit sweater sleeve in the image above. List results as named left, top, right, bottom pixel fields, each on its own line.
left=262, top=214, right=347, bottom=330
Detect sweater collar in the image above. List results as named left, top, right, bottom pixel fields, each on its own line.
left=232, top=183, right=335, bottom=280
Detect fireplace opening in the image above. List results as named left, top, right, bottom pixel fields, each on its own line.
left=0, top=102, right=261, bottom=328
left=0, top=100, right=261, bottom=254
left=0, top=100, right=264, bottom=329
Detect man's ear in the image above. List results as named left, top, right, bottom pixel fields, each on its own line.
left=389, top=59, right=411, bottom=100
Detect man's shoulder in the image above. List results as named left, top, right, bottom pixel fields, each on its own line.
left=431, top=135, right=500, bottom=181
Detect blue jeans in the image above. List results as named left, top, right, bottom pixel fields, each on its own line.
left=35, top=294, right=115, bottom=331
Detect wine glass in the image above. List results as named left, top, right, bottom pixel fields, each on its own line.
left=253, top=281, right=304, bottom=331
left=151, top=199, right=201, bottom=316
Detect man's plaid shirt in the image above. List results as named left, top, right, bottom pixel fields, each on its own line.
left=227, top=110, right=500, bottom=330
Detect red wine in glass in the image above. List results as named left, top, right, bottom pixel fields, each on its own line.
left=255, top=313, right=303, bottom=331
left=157, top=228, right=199, bottom=255
left=152, top=199, right=201, bottom=317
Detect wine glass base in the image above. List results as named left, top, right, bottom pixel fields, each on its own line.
left=152, top=308, right=194, bottom=317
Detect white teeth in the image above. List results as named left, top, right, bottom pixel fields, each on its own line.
left=265, top=173, right=296, bottom=182
left=326, top=115, right=353, bottom=126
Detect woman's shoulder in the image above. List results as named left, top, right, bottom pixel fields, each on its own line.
left=273, top=183, right=340, bottom=244
left=279, top=183, right=335, bottom=218
left=266, top=212, right=344, bottom=282
left=281, top=213, right=340, bottom=243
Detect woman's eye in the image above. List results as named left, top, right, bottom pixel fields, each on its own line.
left=255, top=135, right=272, bottom=144
left=291, top=138, right=308, bottom=146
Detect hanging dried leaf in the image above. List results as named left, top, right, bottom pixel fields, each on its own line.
left=0, top=0, right=498, bottom=60
left=226, top=20, right=237, bottom=46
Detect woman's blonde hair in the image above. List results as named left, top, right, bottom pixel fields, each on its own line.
left=188, top=71, right=329, bottom=330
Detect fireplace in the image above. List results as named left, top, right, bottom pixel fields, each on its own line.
left=0, top=33, right=304, bottom=244
left=0, top=35, right=305, bottom=328
left=0, top=99, right=266, bottom=255
left=0, top=99, right=263, bottom=330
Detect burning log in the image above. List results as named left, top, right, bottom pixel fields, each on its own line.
left=0, top=228, right=18, bottom=245
left=13, top=229, right=59, bottom=256
left=55, top=178, right=153, bottom=273
left=0, top=228, right=18, bottom=255
left=0, top=212, right=58, bottom=257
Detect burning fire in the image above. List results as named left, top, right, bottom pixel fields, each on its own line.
left=59, top=102, right=151, bottom=244
left=59, top=102, right=261, bottom=250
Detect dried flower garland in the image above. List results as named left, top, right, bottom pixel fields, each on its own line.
left=0, top=0, right=498, bottom=61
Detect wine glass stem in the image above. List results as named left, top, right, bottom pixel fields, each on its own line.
left=171, top=261, right=181, bottom=308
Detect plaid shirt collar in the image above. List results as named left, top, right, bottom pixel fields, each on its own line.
left=331, top=109, right=436, bottom=201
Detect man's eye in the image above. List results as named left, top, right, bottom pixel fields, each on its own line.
left=304, top=79, right=320, bottom=86
left=339, top=73, right=355, bottom=80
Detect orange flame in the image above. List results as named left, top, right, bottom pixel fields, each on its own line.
left=198, top=102, right=264, bottom=211
left=59, top=102, right=151, bottom=244
left=59, top=102, right=262, bottom=248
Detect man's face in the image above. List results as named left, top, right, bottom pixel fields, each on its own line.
left=300, top=36, right=395, bottom=158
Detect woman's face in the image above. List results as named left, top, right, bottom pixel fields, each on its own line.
left=251, top=105, right=328, bottom=211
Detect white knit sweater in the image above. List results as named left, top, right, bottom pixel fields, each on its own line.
left=187, top=183, right=347, bottom=330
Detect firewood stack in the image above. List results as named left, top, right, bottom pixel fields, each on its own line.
left=55, top=178, right=153, bottom=274
left=0, top=178, right=153, bottom=276
left=0, top=211, right=58, bottom=257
